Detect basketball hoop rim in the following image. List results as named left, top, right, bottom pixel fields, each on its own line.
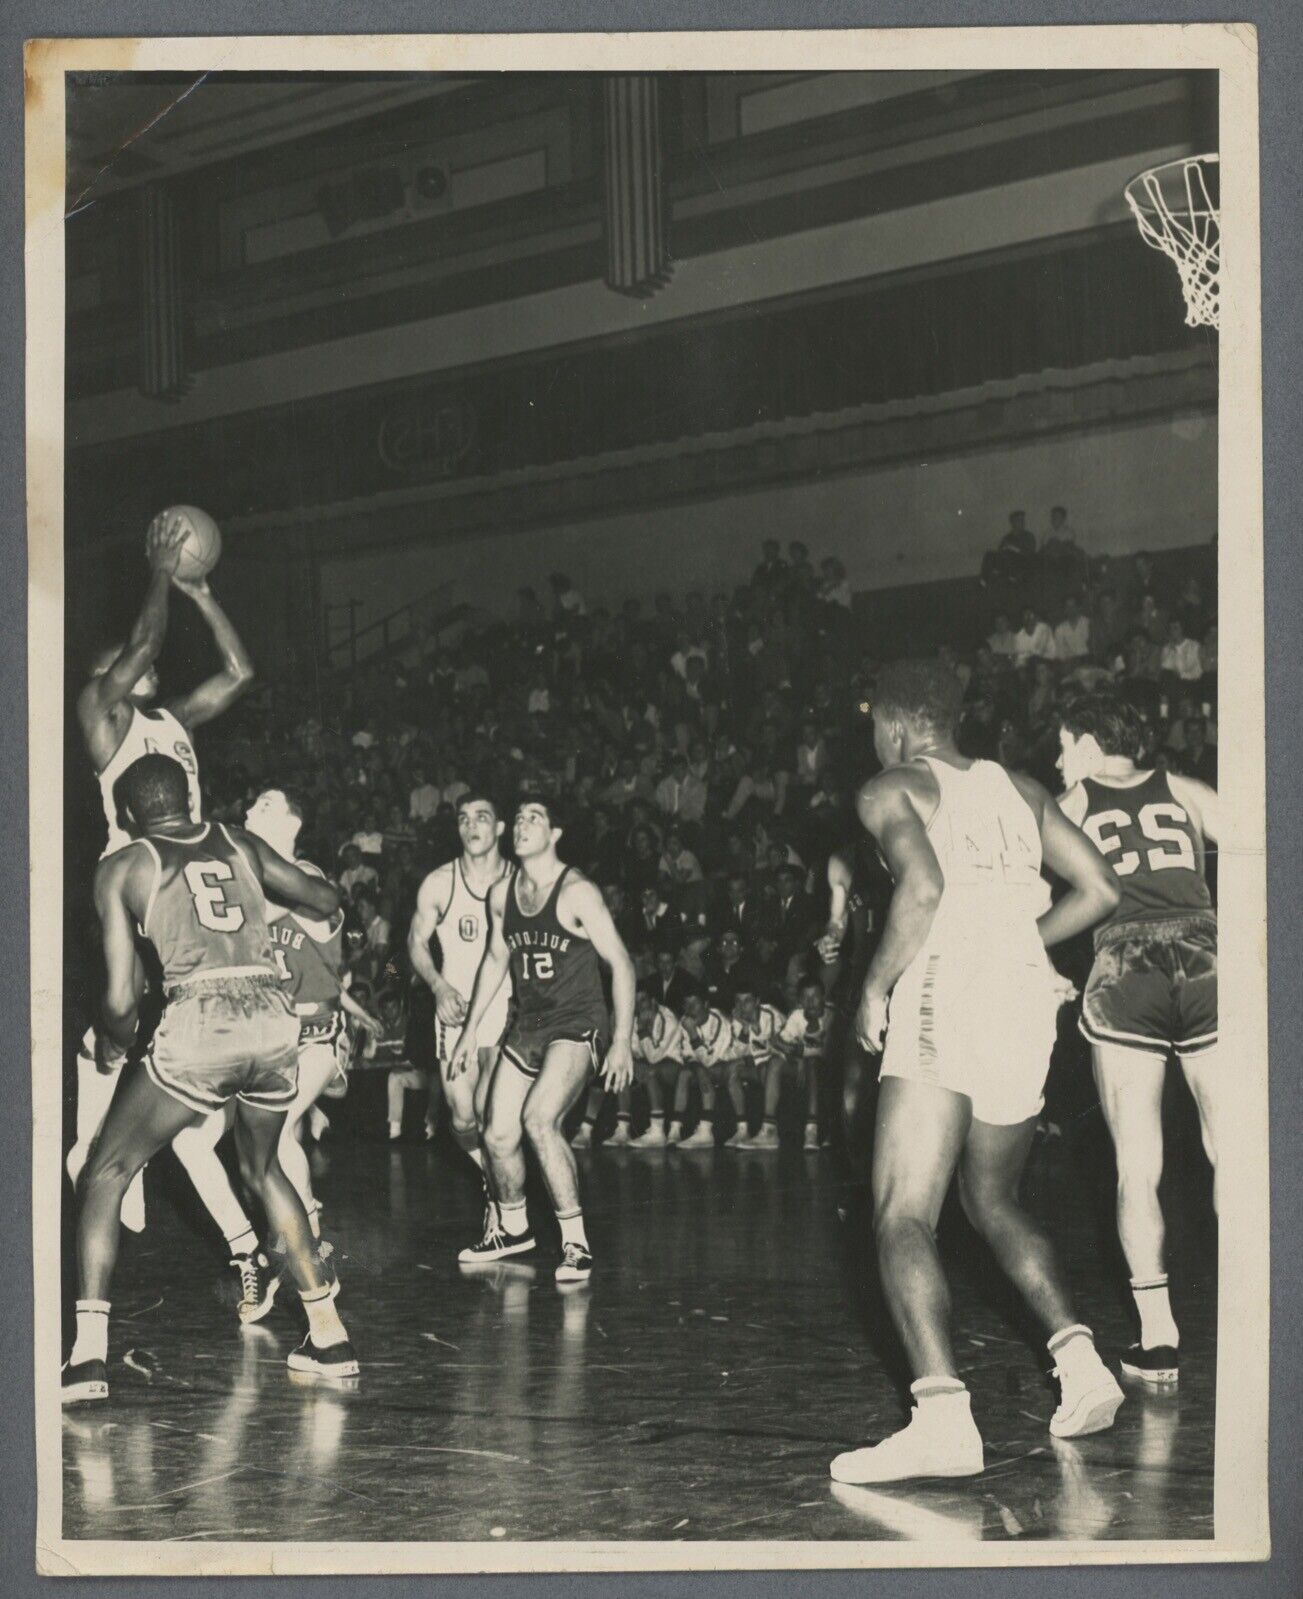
left=1124, top=152, right=1219, bottom=220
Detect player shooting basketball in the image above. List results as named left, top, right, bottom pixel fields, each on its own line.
left=70, top=509, right=272, bottom=1316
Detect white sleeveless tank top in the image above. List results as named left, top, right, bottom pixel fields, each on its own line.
left=436, top=859, right=512, bottom=1011
left=98, top=705, right=201, bottom=856
left=919, top=757, right=1050, bottom=950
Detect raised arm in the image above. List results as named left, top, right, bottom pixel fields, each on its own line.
left=244, top=833, right=341, bottom=921
left=94, top=856, right=143, bottom=1058
left=407, top=867, right=465, bottom=1025
left=1022, top=776, right=1121, bottom=947
left=447, top=881, right=512, bottom=1078
left=569, top=878, right=637, bottom=1091
left=163, top=576, right=256, bottom=730
left=77, top=516, right=189, bottom=761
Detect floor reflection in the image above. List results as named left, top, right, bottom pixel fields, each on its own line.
left=63, top=1133, right=1216, bottom=1543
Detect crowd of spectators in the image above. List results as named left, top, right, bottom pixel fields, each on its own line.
left=195, top=513, right=1217, bottom=1121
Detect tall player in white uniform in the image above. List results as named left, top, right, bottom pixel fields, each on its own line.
left=73, top=513, right=268, bottom=1311
left=408, top=793, right=513, bottom=1226
left=829, top=660, right=1124, bottom=1485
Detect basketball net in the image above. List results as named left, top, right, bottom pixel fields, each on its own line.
left=1124, top=153, right=1219, bottom=330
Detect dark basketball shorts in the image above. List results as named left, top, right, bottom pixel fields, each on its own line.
left=146, top=974, right=300, bottom=1115
left=1080, top=914, right=1217, bottom=1059
left=501, top=1015, right=609, bottom=1080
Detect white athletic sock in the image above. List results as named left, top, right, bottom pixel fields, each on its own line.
left=1130, top=1276, right=1180, bottom=1348
left=1049, top=1323, right=1105, bottom=1375
left=499, top=1199, right=529, bottom=1238
left=911, top=1375, right=967, bottom=1405
left=71, top=1300, right=110, bottom=1366
left=302, top=1286, right=348, bottom=1349
left=649, top=1110, right=664, bottom=1123
left=388, top=1120, right=402, bottom=1140
left=226, top=1227, right=258, bottom=1258
left=556, top=1209, right=589, bottom=1251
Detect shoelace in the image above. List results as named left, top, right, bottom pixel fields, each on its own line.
left=233, top=1256, right=262, bottom=1306
left=477, top=1225, right=507, bottom=1252
left=561, top=1243, right=587, bottom=1266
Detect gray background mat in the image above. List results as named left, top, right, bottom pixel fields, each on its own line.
left=2, top=1, right=1298, bottom=1593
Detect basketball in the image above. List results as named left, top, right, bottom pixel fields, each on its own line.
left=156, top=504, right=222, bottom=581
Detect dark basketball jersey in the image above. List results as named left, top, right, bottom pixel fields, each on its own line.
left=267, top=862, right=344, bottom=1022
left=502, top=867, right=606, bottom=1029
left=1080, top=770, right=1213, bottom=934
left=136, top=823, right=276, bottom=987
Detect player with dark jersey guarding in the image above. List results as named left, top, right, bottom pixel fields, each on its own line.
left=63, top=756, right=359, bottom=1405
left=73, top=512, right=270, bottom=1311
left=449, top=796, right=635, bottom=1282
left=245, top=787, right=380, bottom=1281
left=1058, top=695, right=1222, bottom=1385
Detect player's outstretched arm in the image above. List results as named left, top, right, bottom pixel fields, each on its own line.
left=449, top=881, right=511, bottom=1076
left=245, top=833, right=341, bottom=921
left=1021, top=776, right=1121, bottom=947
left=569, top=877, right=636, bottom=1089
left=94, top=855, right=142, bottom=1056
left=164, top=575, right=256, bottom=730
left=77, top=516, right=189, bottom=758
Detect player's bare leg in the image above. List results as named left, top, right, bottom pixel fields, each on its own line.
left=469, top=1045, right=502, bottom=1228
left=831, top=1077, right=981, bottom=1483
left=170, top=1107, right=281, bottom=1321
left=958, top=1115, right=1121, bottom=1437
left=462, top=1057, right=536, bottom=1264
left=521, top=1042, right=598, bottom=1281
left=231, top=1100, right=358, bottom=1378
left=1178, top=1045, right=1226, bottom=1212
left=66, top=1066, right=200, bottom=1403
left=571, top=1081, right=606, bottom=1149
left=1091, top=1043, right=1180, bottom=1376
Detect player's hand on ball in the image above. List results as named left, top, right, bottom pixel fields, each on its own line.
left=435, top=985, right=468, bottom=1027
left=601, top=1038, right=635, bottom=1093
left=856, top=992, right=889, bottom=1055
left=146, top=512, right=188, bottom=577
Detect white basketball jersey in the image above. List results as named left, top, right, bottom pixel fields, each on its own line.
left=436, top=859, right=512, bottom=1038
left=919, top=757, right=1049, bottom=951
left=98, top=705, right=201, bottom=856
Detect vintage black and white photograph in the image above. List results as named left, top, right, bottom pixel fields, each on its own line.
left=26, top=28, right=1267, bottom=1574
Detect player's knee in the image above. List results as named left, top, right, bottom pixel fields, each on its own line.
left=521, top=1097, right=560, bottom=1144
left=1114, top=1136, right=1164, bottom=1193
left=483, top=1115, right=522, bottom=1161
left=82, top=1144, right=137, bottom=1194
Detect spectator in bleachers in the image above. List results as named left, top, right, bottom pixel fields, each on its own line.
left=979, top=509, right=1036, bottom=587
left=1012, top=606, right=1056, bottom=666
left=1053, top=594, right=1092, bottom=664
left=1161, top=617, right=1204, bottom=684
left=1040, top=504, right=1087, bottom=583
left=987, top=612, right=1017, bottom=660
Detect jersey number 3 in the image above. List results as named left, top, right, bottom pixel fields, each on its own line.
left=184, top=861, right=247, bottom=932
left=1085, top=803, right=1196, bottom=877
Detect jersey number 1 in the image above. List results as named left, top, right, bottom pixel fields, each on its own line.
left=184, top=861, right=247, bottom=932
